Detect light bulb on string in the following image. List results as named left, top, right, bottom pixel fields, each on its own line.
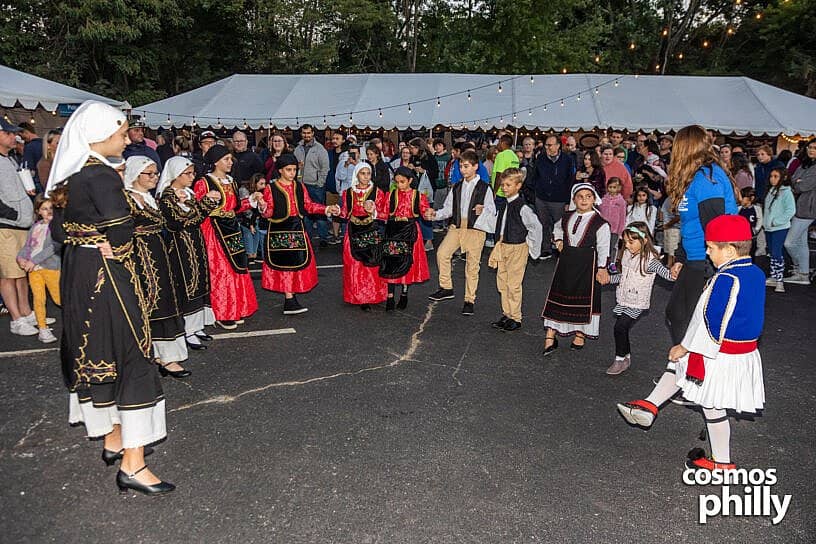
left=662, top=28, right=669, bottom=37
left=243, top=118, right=248, bottom=129
left=614, top=79, right=620, bottom=87
left=576, top=94, right=581, bottom=102
left=594, top=87, right=600, bottom=95
left=629, top=42, right=636, bottom=50
left=166, top=115, right=171, bottom=126
left=528, top=109, right=533, bottom=116
left=51, top=109, right=56, bottom=116
left=530, top=75, right=534, bottom=85
left=655, top=64, right=661, bottom=72
left=560, top=99, right=565, bottom=107
left=634, top=74, right=639, bottom=79
left=594, top=55, right=601, bottom=63
left=702, top=40, right=709, bottom=48
left=755, top=12, right=762, bottom=20
left=726, top=27, right=734, bottom=36
left=407, top=103, right=412, bottom=114
left=498, top=83, right=503, bottom=93
left=192, top=117, right=197, bottom=126
left=467, top=90, right=471, bottom=101
left=499, top=116, right=504, bottom=124
left=295, top=116, right=299, bottom=126
left=216, top=117, right=222, bottom=128
left=678, top=52, right=684, bottom=59
left=323, top=115, right=327, bottom=125
left=543, top=105, right=548, bottom=112
left=378, top=109, right=383, bottom=119
left=561, top=67, right=568, bottom=74
left=349, top=113, right=353, bottom=124
left=30, top=116, right=36, bottom=124
left=436, top=97, right=441, bottom=108
left=513, top=113, right=517, bottom=121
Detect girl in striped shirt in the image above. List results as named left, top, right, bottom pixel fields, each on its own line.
left=606, top=222, right=675, bottom=375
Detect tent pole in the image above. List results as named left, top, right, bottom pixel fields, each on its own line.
left=514, top=127, right=518, bottom=147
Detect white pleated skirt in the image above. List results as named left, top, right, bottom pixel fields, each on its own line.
left=153, top=335, right=188, bottom=363
left=184, top=306, right=215, bottom=336
left=675, top=350, right=765, bottom=413
left=68, top=393, right=167, bottom=448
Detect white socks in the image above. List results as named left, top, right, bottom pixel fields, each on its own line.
left=703, top=408, right=731, bottom=463
left=645, top=371, right=681, bottom=407
left=185, top=334, right=201, bottom=346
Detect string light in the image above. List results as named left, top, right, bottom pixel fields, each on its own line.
left=243, top=118, right=248, bottom=128
left=594, top=55, right=601, bottom=63
left=436, top=97, right=441, bottom=108
left=529, top=75, right=534, bottom=85
left=629, top=42, right=636, bottom=50
left=727, top=27, right=734, bottom=35
left=349, top=112, right=353, bottom=124
left=51, top=110, right=56, bottom=116
left=677, top=52, right=684, bottom=59
left=378, top=109, right=383, bottom=119
left=561, top=67, right=568, bottom=74
left=216, top=117, right=222, bottom=128
left=407, top=103, right=412, bottom=113
left=498, top=83, right=503, bottom=93
left=543, top=104, right=548, bottom=112
left=295, top=116, right=299, bottom=126
left=703, top=40, right=709, bottom=48
left=529, top=109, right=533, bottom=116
left=662, top=28, right=669, bottom=37
left=614, top=79, right=620, bottom=87
left=755, top=12, right=762, bottom=20
left=323, top=115, right=327, bottom=124
left=594, top=87, right=600, bottom=95
left=166, top=114, right=171, bottom=125
left=467, top=90, right=472, bottom=101
left=499, top=116, right=504, bottom=124
left=560, top=99, right=565, bottom=107
left=576, top=94, right=581, bottom=102
left=655, top=64, right=661, bottom=72
left=512, top=113, right=517, bottom=121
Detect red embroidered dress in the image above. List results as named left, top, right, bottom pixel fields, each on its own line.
left=194, top=176, right=258, bottom=321
left=381, top=189, right=431, bottom=285
left=260, top=180, right=326, bottom=293
left=339, top=186, right=389, bottom=304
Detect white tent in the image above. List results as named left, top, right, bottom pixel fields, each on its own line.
left=135, top=73, right=816, bottom=136
left=0, top=64, right=129, bottom=111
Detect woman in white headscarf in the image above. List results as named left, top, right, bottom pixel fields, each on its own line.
left=123, top=156, right=190, bottom=380
left=157, top=156, right=222, bottom=350
left=51, top=101, right=173, bottom=495
left=339, top=161, right=388, bottom=310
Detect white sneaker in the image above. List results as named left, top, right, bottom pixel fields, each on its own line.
left=10, top=319, right=39, bottom=336
left=485, top=239, right=495, bottom=248
left=765, top=277, right=778, bottom=287
left=775, top=281, right=786, bottom=293
left=22, top=312, right=55, bottom=326
left=38, top=327, right=58, bottom=343
left=783, top=273, right=811, bottom=285
left=424, top=240, right=434, bottom=252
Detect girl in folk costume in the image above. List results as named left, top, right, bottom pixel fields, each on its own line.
left=339, top=161, right=389, bottom=311
left=380, top=166, right=431, bottom=311
left=193, top=144, right=258, bottom=329
left=257, top=154, right=341, bottom=315
left=123, top=157, right=190, bottom=379
left=47, top=101, right=173, bottom=495
left=541, top=182, right=611, bottom=356
left=605, top=222, right=676, bottom=376
left=157, top=157, right=222, bottom=351
left=618, top=215, right=765, bottom=472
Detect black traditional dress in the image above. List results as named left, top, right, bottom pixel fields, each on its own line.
left=125, top=189, right=187, bottom=364
left=62, top=158, right=165, bottom=448
left=541, top=209, right=611, bottom=338
left=160, top=187, right=218, bottom=336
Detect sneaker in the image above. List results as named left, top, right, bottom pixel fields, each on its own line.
left=0, top=304, right=8, bottom=316
left=328, top=235, right=342, bottom=245
left=214, top=320, right=237, bottom=330
left=501, top=318, right=521, bottom=331
left=283, top=296, right=308, bottom=315
left=616, top=399, right=658, bottom=427
left=606, top=356, right=631, bottom=375
left=461, top=302, right=475, bottom=316
left=432, top=226, right=445, bottom=233
left=491, top=316, right=508, bottom=329
left=485, top=239, right=495, bottom=248
left=685, top=451, right=736, bottom=472
left=428, top=288, right=455, bottom=301
left=538, top=252, right=552, bottom=262
left=38, top=327, right=58, bottom=343
left=783, top=272, right=811, bottom=285
left=23, top=312, right=55, bottom=326
left=10, top=318, right=38, bottom=336
left=765, top=277, right=778, bottom=287
left=775, top=281, right=786, bottom=293
left=424, top=240, right=434, bottom=252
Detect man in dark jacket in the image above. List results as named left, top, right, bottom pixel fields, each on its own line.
left=230, top=130, right=264, bottom=183
left=123, top=119, right=162, bottom=169
left=531, top=135, right=575, bottom=259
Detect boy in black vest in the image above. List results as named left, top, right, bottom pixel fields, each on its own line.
left=427, top=150, right=496, bottom=315
left=487, top=169, right=542, bottom=331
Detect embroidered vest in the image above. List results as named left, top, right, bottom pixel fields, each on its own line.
left=268, top=181, right=306, bottom=223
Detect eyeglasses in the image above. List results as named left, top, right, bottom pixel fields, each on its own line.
left=180, top=170, right=195, bottom=177
left=141, top=172, right=159, bottom=178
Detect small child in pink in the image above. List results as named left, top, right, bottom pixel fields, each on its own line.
left=599, top=177, right=626, bottom=272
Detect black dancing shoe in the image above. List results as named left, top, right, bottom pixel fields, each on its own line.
left=396, top=294, right=408, bottom=310
left=360, top=304, right=371, bottom=312
left=542, top=337, right=559, bottom=356
left=158, top=363, right=191, bottom=379
left=185, top=338, right=207, bottom=351
left=570, top=339, right=585, bottom=351
left=102, top=446, right=154, bottom=467
left=501, top=319, right=522, bottom=332
left=116, top=466, right=176, bottom=495
left=283, top=296, right=308, bottom=315
left=385, top=297, right=396, bottom=312
left=195, top=332, right=213, bottom=342
left=491, top=316, right=508, bottom=329
left=428, top=288, right=455, bottom=301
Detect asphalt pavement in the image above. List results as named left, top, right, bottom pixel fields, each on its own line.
left=1, top=240, right=814, bottom=543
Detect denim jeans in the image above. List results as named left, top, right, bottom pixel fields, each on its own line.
left=784, top=217, right=813, bottom=275
left=419, top=218, right=433, bottom=242
left=765, top=229, right=788, bottom=280
left=304, top=184, right=330, bottom=241
left=241, top=225, right=262, bottom=257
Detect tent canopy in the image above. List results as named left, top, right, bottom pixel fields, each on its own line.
left=136, top=73, right=816, bottom=136
left=0, top=64, right=129, bottom=111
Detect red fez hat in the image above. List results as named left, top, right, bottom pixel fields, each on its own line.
left=705, top=214, right=752, bottom=242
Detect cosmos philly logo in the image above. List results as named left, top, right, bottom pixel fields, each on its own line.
left=683, top=467, right=792, bottom=525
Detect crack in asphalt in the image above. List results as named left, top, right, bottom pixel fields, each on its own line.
left=170, top=303, right=437, bottom=413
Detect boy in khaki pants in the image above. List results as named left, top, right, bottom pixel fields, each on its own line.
left=488, top=169, right=542, bottom=331
left=427, top=150, right=496, bottom=315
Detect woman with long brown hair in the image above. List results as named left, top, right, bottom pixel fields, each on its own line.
left=618, top=125, right=739, bottom=455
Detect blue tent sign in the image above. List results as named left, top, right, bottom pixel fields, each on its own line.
left=56, top=104, right=79, bottom=117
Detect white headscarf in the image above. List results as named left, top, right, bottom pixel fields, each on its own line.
left=156, top=156, right=194, bottom=196
left=351, top=161, right=373, bottom=191
left=569, top=182, right=601, bottom=211
left=123, top=156, right=159, bottom=209
left=45, top=100, right=126, bottom=196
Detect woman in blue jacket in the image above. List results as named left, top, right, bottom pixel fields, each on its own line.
left=664, top=125, right=739, bottom=344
